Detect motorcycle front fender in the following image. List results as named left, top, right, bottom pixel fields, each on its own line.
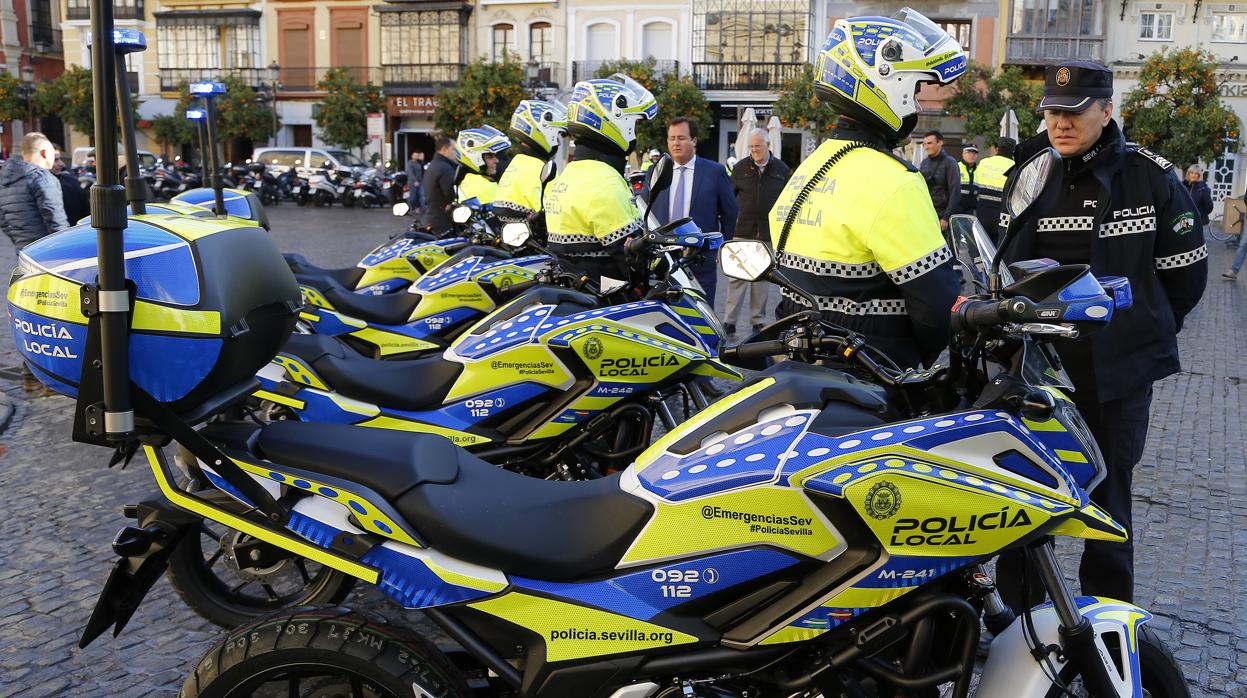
left=977, top=596, right=1153, bottom=698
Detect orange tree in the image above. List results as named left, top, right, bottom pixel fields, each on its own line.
left=0, top=71, right=26, bottom=124
left=434, top=57, right=529, bottom=137
left=1122, top=48, right=1239, bottom=167
left=774, top=64, right=838, bottom=142
left=943, top=62, right=1043, bottom=146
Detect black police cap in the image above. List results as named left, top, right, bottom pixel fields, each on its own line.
left=1036, top=61, right=1114, bottom=114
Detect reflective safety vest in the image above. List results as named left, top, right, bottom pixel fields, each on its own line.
left=544, top=158, right=641, bottom=279
left=768, top=137, right=959, bottom=367
left=641, top=160, right=654, bottom=172
left=493, top=152, right=545, bottom=223
left=973, top=154, right=1013, bottom=238
left=458, top=172, right=498, bottom=205
left=959, top=161, right=977, bottom=213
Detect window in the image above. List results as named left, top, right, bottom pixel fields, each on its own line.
left=529, top=22, right=553, bottom=62
left=492, top=23, right=515, bottom=62
left=693, top=0, right=812, bottom=64
left=934, top=19, right=973, bottom=53
left=642, top=22, right=675, bottom=60
left=1011, top=0, right=1104, bottom=36
left=380, top=9, right=467, bottom=85
left=1139, top=11, right=1174, bottom=40
left=155, top=11, right=262, bottom=89
left=585, top=22, right=617, bottom=61
left=1213, top=12, right=1247, bottom=42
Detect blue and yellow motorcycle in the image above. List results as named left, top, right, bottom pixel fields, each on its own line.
left=35, top=145, right=1184, bottom=697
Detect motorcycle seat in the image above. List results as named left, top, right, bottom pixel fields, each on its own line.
left=280, top=334, right=460, bottom=411
left=254, top=422, right=653, bottom=580
left=284, top=253, right=364, bottom=289
left=320, top=286, right=421, bottom=325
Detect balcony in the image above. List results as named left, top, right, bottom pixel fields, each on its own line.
left=159, top=67, right=268, bottom=91
left=524, top=61, right=560, bottom=89
left=692, top=61, right=804, bottom=91
left=382, top=63, right=465, bottom=92
left=66, top=0, right=144, bottom=21
left=30, top=24, right=61, bottom=53
left=571, top=59, right=678, bottom=84
left=276, top=66, right=382, bottom=92
left=1005, top=35, right=1105, bottom=65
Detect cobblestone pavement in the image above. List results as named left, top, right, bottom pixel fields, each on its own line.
left=0, top=206, right=1243, bottom=697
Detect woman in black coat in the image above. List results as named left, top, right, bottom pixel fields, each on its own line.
left=1185, top=164, right=1214, bottom=227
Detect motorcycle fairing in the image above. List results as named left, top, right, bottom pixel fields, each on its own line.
left=978, top=597, right=1152, bottom=698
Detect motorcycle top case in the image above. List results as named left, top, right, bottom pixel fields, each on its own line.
left=7, top=215, right=299, bottom=412
left=173, top=187, right=269, bottom=231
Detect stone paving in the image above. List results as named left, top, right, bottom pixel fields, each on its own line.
left=0, top=205, right=1243, bottom=697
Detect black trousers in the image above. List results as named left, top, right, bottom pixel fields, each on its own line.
left=997, top=385, right=1153, bottom=610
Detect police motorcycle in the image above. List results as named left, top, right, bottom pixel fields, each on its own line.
left=27, top=52, right=1183, bottom=691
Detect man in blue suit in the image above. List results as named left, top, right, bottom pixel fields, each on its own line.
left=651, top=117, right=739, bottom=302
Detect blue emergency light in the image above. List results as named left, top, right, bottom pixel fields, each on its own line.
left=185, top=109, right=206, bottom=120
left=84, top=29, right=147, bottom=52
left=190, top=82, right=227, bottom=96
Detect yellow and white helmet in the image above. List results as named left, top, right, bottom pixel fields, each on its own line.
left=566, top=73, right=658, bottom=154
left=455, top=125, right=511, bottom=174
left=509, top=99, right=568, bottom=157
left=814, top=8, right=967, bottom=142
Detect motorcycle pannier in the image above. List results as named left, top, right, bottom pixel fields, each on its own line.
left=8, top=217, right=299, bottom=413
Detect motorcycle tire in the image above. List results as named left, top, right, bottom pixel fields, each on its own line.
left=1043, top=625, right=1189, bottom=698
left=342, top=196, right=356, bottom=209
left=165, top=519, right=356, bottom=629
left=180, top=607, right=472, bottom=698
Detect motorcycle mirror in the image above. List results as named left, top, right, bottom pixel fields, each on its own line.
left=452, top=206, right=472, bottom=224
left=453, top=164, right=469, bottom=186
left=540, top=159, right=558, bottom=186
left=645, top=154, right=673, bottom=205
left=992, top=147, right=1062, bottom=296
left=719, top=240, right=773, bottom=282
left=392, top=202, right=410, bottom=217
left=502, top=222, right=531, bottom=248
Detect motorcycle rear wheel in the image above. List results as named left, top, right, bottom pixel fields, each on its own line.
left=166, top=518, right=356, bottom=628
left=181, top=607, right=471, bottom=698
left=1043, top=625, right=1189, bottom=698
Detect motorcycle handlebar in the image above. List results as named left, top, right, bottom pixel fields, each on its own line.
left=953, top=298, right=1009, bottom=330
left=721, top=340, right=786, bottom=363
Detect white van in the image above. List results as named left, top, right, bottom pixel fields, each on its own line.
left=250, top=147, right=368, bottom=177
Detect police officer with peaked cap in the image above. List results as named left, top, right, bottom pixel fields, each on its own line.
left=996, top=61, right=1207, bottom=610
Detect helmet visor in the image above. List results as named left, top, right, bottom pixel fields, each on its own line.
left=607, top=73, right=658, bottom=117
left=891, top=8, right=955, bottom=54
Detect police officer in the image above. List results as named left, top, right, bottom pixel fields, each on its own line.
left=958, top=144, right=978, bottom=214
left=544, top=74, right=657, bottom=283
left=454, top=126, right=510, bottom=206
left=973, top=136, right=1014, bottom=240
left=769, top=9, right=964, bottom=369
left=997, top=61, right=1207, bottom=609
left=493, top=100, right=567, bottom=225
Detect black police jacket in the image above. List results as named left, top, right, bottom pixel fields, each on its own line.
left=1002, top=121, right=1207, bottom=403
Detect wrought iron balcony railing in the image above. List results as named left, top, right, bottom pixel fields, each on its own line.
left=692, top=61, right=804, bottom=91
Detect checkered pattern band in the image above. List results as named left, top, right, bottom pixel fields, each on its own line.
left=601, top=219, right=642, bottom=246
left=1155, top=245, right=1208, bottom=270
left=1037, top=216, right=1094, bottom=232
left=777, top=251, right=883, bottom=278
left=781, top=288, right=909, bottom=315
left=1099, top=216, right=1155, bottom=238
left=887, top=246, right=953, bottom=284
left=492, top=201, right=537, bottom=223
left=999, top=212, right=1012, bottom=227
left=548, top=231, right=600, bottom=245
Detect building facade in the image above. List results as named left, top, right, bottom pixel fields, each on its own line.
left=1106, top=0, right=1247, bottom=200
left=3, top=0, right=65, bottom=153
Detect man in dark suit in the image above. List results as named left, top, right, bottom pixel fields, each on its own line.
left=651, top=117, right=738, bottom=302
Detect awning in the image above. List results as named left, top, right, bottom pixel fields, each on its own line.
left=137, top=97, right=179, bottom=120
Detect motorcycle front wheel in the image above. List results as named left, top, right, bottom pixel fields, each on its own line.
left=166, top=517, right=356, bottom=628
left=1043, top=625, right=1189, bottom=698
left=181, top=608, right=472, bottom=698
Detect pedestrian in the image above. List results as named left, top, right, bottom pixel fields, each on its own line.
left=641, top=149, right=659, bottom=172
left=919, top=130, right=960, bottom=236
left=0, top=132, right=68, bottom=251
left=973, top=137, right=1015, bottom=240
left=727, top=127, right=790, bottom=336
left=996, top=61, right=1207, bottom=610
left=958, top=144, right=978, bottom=214
left=422, top=135, right=459, bottom=234
left=768, top=10, right=963, bottom=370
left=53, top=146, right=89, bottom=225
left=405, top=150, right=425, bottom=213
left=1185, top=164, right=1213, bottom=228
left=650, top=116, right=738, bottom=302
left=1224, top=190, right=1247, bottom=280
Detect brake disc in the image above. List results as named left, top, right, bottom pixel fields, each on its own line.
left=218, top=530, right=295, bottom=582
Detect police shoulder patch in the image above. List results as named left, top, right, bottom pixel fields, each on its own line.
left=1132, top=147, right=1173, bottom=172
